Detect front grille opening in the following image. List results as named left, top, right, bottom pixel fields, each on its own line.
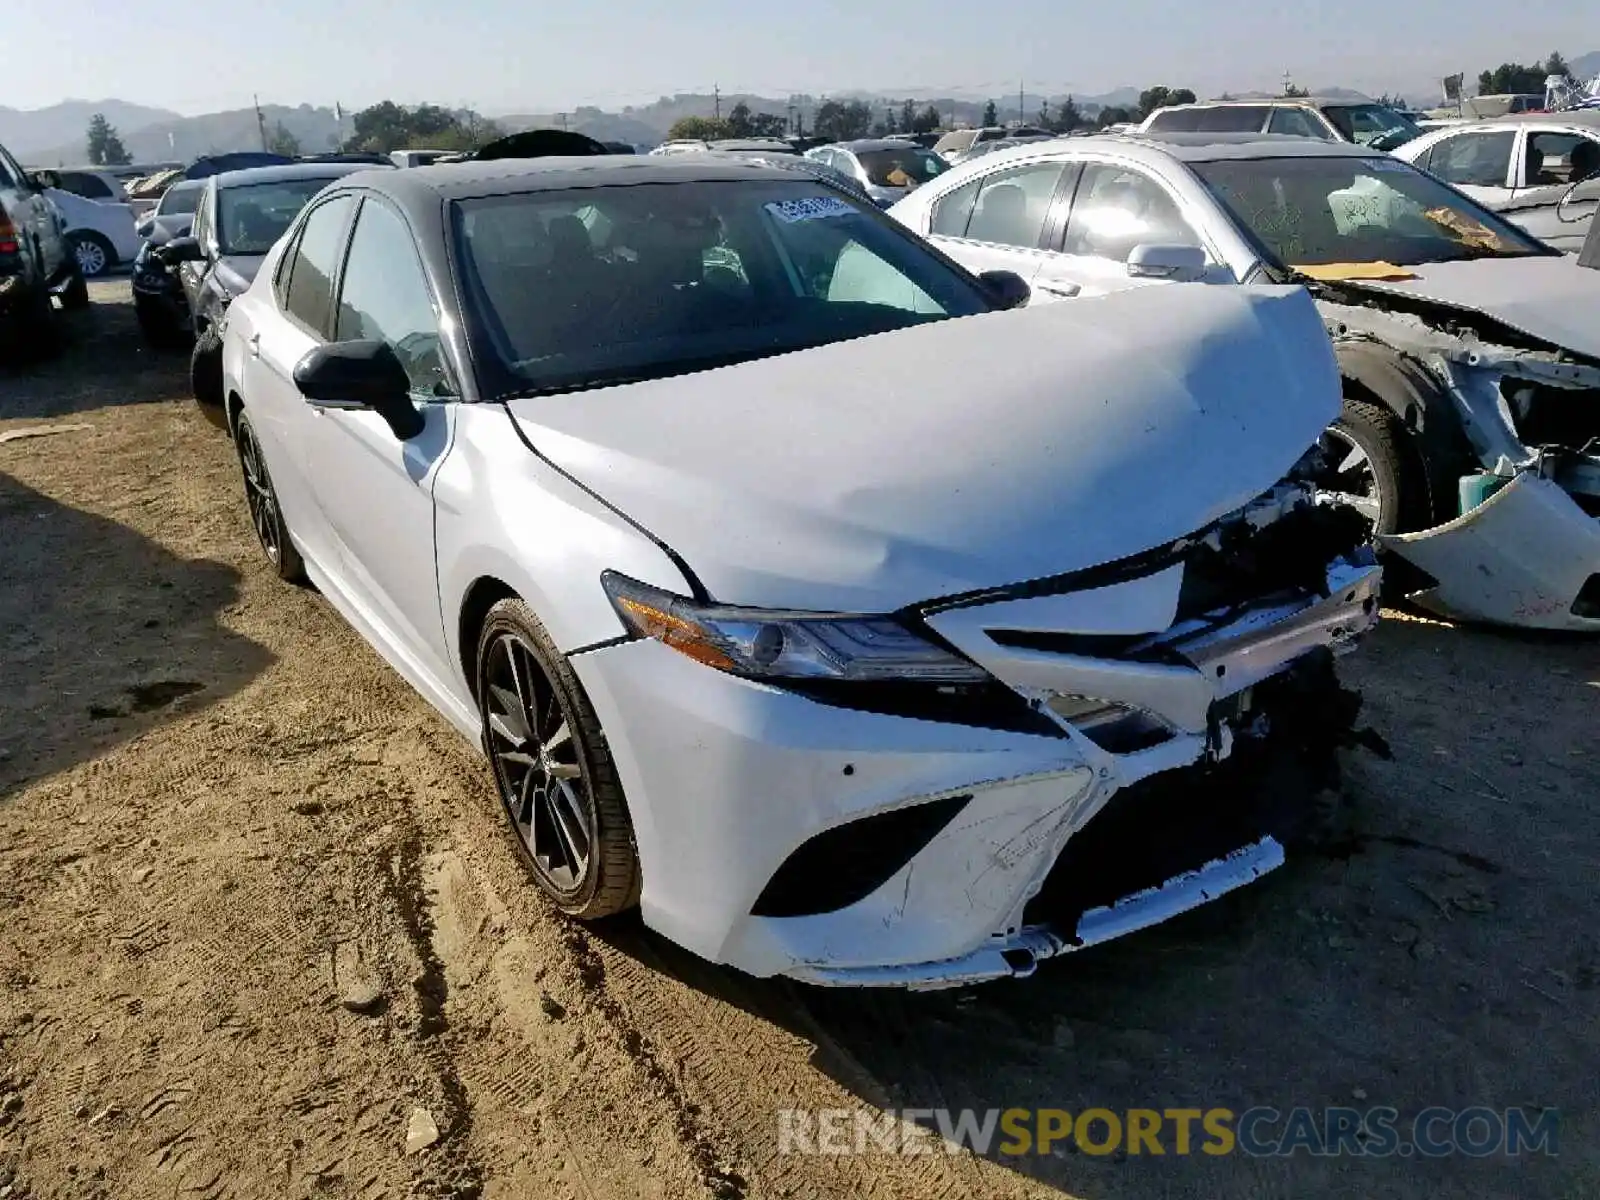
left=1179, top=502, right=1370, bottom=621
left=752, top=794, right=972, bottom=919
left=781, top=678, right=1064, bottom=737
left=1022, top=653, right=1355, bottom=931
left=1575, top=574, right=1600, bottom=620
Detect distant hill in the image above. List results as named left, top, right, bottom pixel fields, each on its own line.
left=0, top=99, right=181, bottom=159
left=1572, top=50, right=1600, bottom=80
left=26, top=104, right=347, bottom=167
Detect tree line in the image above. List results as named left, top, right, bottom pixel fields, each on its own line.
left=1476, top=51, right=1575, bottom=97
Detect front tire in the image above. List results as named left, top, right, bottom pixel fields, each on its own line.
left=1319, top=397, right=1428, bottom=537
left=476, top=599, right=640, bottom=919
left=68, top=232, right=113, bottom=279
left=233, top=409, right=305, bottom=583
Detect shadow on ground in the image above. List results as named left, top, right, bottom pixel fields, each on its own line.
left=0, top=280, right=188, bottom=420
left=593, top=613, right=1600, bottom=1199
left=0, top=471, right=273, bottom=798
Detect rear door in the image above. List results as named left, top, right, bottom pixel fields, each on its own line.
left=1512, top=128, right=1600, bottom=200
left=921, top=157, right=1076, bottom=292
left=1416, top=128, right=1517, bottom=203
left=241, top=191, right=358, bottom=565
left=1035, top=159, right=1216, bottom=298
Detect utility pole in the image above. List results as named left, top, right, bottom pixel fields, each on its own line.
left=714, top=84, right=721, bottom=121
left=254, top=94, right=268, bottom=151
left=1019, top=80, right=1024, bottom=128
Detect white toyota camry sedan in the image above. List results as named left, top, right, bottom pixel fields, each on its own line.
left=218, top=155, right=1380, bottom=988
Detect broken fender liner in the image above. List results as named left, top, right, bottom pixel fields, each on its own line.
left=1022, top=650, right=1385, bottom=934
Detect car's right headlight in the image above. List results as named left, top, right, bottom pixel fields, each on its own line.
left=601, top=571, right=987, bottom=683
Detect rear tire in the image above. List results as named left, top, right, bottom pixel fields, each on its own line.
left=0, top=283, right=61, bottom=363
left=190, top=325, right=224, bottom=410
left=476, top=598, right=641, bottom=919
left=59, top=263, right=90, bottom=310
left=233, top=409, right=306, bottom=583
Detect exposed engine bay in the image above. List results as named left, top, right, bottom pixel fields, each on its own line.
left=1317, top=286, right=1600, bottom=629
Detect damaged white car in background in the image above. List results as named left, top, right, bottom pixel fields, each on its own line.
left=892, top=134, right=1600, bottom=630
left=220, top=159, right=1380, bottom=989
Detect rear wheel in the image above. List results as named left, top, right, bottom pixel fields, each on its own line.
left=476, top=599, right=640, bottom=919
left=233, top=409, right=305, bottom=583
left=0, top=282, right=60, bottom=363
left=68, top=231, right=113, bottom=279
left=59, top=262, right=90, bottom=310
left=190, top=325, right=224, bottom=410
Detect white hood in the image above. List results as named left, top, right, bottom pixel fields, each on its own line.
left=1344, top=256, right=1600, bottom=361
left=507, top=285, right=1340, bottom=612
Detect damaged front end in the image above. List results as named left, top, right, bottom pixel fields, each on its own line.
left=1327, top=301, right=1600, bottom=629
left=787, top=483, right=1382, bottom=989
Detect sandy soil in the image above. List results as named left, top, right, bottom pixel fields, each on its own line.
left=1, top=283, right=1596, bottom=1200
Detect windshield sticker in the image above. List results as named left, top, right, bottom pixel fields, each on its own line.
left=1292, top=262, right=1420, bottom=282
left=765, top=196, right=856, bottom=223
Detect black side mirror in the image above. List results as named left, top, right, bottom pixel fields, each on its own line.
left=293, top=340, right=425, bottom=440
left=158, top=235, right=206, bottom=265
left=978, top=269, right=1031, bottom=310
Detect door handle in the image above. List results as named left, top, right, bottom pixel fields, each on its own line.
left=1034, top=280, right=1082, bottom=298
left=247, top=333, right=260, bottom=358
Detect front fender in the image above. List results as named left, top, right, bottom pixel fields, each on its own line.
left=433, top=404, right=696, bottom=689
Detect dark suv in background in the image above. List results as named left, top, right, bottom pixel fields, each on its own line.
left=0, top=138, right=86, bottom=359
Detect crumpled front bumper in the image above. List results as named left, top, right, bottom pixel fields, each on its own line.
left=1381, top=473, right=1600, bottom=630
left=572, top=555, right=1380, bottom=988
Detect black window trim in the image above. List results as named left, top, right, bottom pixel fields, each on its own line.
left=279, top=190, right=359, bottom=340
left=941, top=156, right=1076, bottom=251
left=330, top=191, right=460, bottom=401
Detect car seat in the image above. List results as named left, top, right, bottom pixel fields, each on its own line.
left=967, top=182, right=1030, bottom=244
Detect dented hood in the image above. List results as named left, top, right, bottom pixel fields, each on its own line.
left=1340, top=256, right=1600, bottom=361
left=506, top=285, right=1339, bottom=612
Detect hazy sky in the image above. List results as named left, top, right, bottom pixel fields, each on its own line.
left=11, top=0, right=1595, bottom=114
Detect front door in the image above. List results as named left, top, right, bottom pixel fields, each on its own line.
left=301, top=195, right=459, bottom=687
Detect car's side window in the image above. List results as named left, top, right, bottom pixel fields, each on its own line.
left=191, top=190, right=213, bottom=252
left=962, top=161, right=1067, bottom=249
left=929, top=175, right=984, bottom=237
left=282, top=195, right=355, bottom=335
left=273, top=224, right=304, bottom=307
left=334, top=200, right=451, bottom=397
left=1063, top=162, right=1203, bottom=261
left=1268, top=108, right=1327, bottom=139
left=1525, top=132, right=1597, bottom=185
left=1425, top=131, right=1516, bottom=188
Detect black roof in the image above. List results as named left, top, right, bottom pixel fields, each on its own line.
left=333, top=154, right=797, bottom=204
left=209, top=161, right=388, bottom=190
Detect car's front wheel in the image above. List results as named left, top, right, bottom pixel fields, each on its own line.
left=233, top=409, right=305, bottom=583
left=476, top=598, right=640, bottom=919
left=1317, top=398, right=1426, bottom=537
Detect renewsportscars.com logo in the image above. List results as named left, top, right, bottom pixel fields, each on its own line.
left=777, top=1106, right=1559, bottom=1159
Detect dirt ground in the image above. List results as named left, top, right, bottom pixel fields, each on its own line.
left=1, top=283, right=1596, bottom=1200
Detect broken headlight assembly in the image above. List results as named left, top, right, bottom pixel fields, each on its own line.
left=602, top=571, right=989, bottom=683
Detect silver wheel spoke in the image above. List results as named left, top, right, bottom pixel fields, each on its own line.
left=1336, top=445, right=1368, bottom=473
left=542, top=719, right=571, bottom=755
left=546, top=761, right=581, bottom=781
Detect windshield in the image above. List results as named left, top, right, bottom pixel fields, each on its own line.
left=1192, top=155, right=1551, bottom=270
left=453, top=180, right=994, bottom=394
left=217, top=178, right=341, bottom=254
left=156, top=183, right=204, bottom=217
left=1322, top=104, right=1421, bottom=150
left=857, top=147, right=949, bottom=187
